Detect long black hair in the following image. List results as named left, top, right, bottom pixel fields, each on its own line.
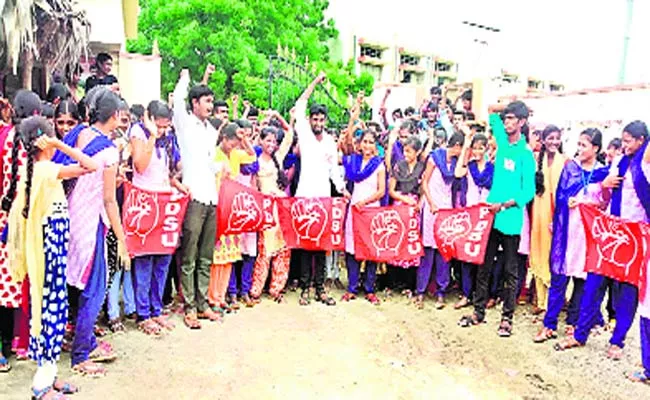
left=2, top=117, right=54, bottom=218
left=535, top=124, right=562, bottom=196
left=260, top=126, right=289, bottom=190
left=85, top=86, right=122, bottom=125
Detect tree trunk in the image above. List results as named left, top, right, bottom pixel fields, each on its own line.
left=21, top=51, right=34, bottom=91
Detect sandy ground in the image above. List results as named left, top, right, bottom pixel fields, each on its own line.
left=1, top=285, right=649, bottom=400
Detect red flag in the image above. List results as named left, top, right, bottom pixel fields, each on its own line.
left=352, top=205, right=424, bottom=263
left=122, top=182, right=190, bottom=257
left=276, top=197, right=347, bottom=251
left=217, top=179, right=276, bottom=237
left=579, top=204, right=645, bottom=287
left=433, top=204, right=495, bottom=264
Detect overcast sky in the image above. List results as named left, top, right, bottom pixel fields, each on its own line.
left=329, top=0, right=649, bottom=88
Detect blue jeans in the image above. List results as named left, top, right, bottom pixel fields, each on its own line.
left=133, top=255, right=172, bottom=320
left=107, top=268, right=135, bottom=321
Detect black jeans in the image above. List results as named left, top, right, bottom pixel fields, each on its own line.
left=298, top=250, right=326, bottom=293
left=473, top=229, right=520, bottom=322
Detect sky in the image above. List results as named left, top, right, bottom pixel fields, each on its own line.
left=327, top=0, right=650, bottom=88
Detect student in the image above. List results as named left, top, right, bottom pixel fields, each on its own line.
left=129, top=101, right=186, bottom=335
left=419, top=132, right=464, bottom=309
left=57, top=86, right=130, bottom=377
left=5, top=116, right=99, bottom=399
left=387, top=136, right=425, bottom=297
left=534, top=128, right=608, bottom=343
left=530, top=125, right=566, bottom=315
left=0, top=90, right=40, bottom=371
left=208, top=123, right=256, bottom=315
left=605, top=138, right=622, bottom=166
left=251, top=116, right=294, bottom=303
left=85, top=53, right=118, bottom=92
left=454, top=132, right=494, bottom=309
left=458, top=101, right=536, bottom=337
left=340, top=122, right=386, bottom=304
left=556, top=121, right=650, bottom=359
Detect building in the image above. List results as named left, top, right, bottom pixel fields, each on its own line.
left=78, top=0, right=161, bottom=106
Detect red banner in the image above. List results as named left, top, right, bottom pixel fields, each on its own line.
left=352, top=205, right=423, bottom=262
left=217, top=179, right=276, bottom=237
left=579, top=204, right=647, bottom=288
left=122, top=183, right=190, bottom=257
left=433, top=204, right=495, bottom=264
left=276, top=197, right=347, bottom=251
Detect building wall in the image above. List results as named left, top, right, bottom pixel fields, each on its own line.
left=118, top=52, right=161, bottom=107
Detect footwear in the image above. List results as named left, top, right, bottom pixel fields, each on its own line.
left=241, top=294, right=255, bottom=308
left=0, top=355, right=10, bottom=372
left=197, top=308, right=222, bottom=322
left=32, top=386, right=70, bottom=400
left=341, top=292, right=356, bottom=302
left=324, top=278, right=333, bottom=290
left=299, top=290, right=311, bottom=306
left=107, top=318, right=125, bottom=334
left=414, top=294, right=424, bottom=310
left=365, top=293, right=380, bottom=305
left=434, top=296, right=446, bottom=310
left=138, top=319, right=163, bottom=336
left=71, top=360, right=106, bottom=378
left=53, top=378, right=79, bottom=394
left=88, top=342, right=117, bottom=363
left=228, top=295, right=241, bottom=311
left=458, top=314, right=483, bottom=328
left=454, top=296, right=470, bottom=309
left=497, top=319, right=513, bottom=337
left=533, top=327, right=557, bottom=343
left=317, top=291, right=336, bottom=306
left=606, top=344, right=623, bottom=360
left=553, top=335, right=584, bottom=351
left=183, top=313, right=201, bottom=330
left=625, top=371, right=649, bottom=385
left=333, top=278, right=346, bottom=291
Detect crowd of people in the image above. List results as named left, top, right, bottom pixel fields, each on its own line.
left=0, top=52, right=649, bottom=399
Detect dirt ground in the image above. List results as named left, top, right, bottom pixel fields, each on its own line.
left=1, top=284, right=648, bottom=400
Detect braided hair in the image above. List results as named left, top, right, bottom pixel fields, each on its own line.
left=535, top=124, right=562, bottom=196
left=260, top=127, right=289, bottom=190
left=1, top=117, right=54, bottom=218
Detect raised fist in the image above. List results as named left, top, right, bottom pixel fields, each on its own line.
left=592, top=216, right=638, bottom=273
left=227, top=192, right=261, bottom=232
left=291, top=199, right=328, bottom=242
left=437, top=211, right=471, bottom=246
left=124, top=189, right=160, bottom=244
left=370, top=210, right=405, bottom=255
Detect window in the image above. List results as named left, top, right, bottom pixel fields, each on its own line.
left=360, top=45, right=382, bottom=60
left=401, top=71, right=414, bottom=83
left=400, top=54, right=420, bottom=66
left=435, top=62, right=452, bottom=72
left=528, top=80, right=540, bottom=89
left=549, top=84, right=564, bottom=92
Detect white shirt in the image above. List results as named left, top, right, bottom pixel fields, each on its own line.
left=294, top=100, right=345, bottom=198
left=173, top=74, right=219, bottom=205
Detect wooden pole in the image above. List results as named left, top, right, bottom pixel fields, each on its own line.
left=21, top=50, right=34, bottom=90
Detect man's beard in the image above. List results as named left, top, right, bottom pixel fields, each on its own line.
left=312, top=127, right=323, bottom=135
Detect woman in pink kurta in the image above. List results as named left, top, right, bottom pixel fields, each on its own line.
left=341, top=130, right=386, bottom=305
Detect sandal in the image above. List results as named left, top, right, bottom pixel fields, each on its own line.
left=553, top=336, right=584, bottom=351
left=497, top=319, right=513, bottom=337
left=365, top=293, right=381, bottom=305
left=152, top=316, right=175, bottom=331
left=15, top=348, right=29, bottom=361
left=228, top=295, right=241, bottom=311
left=272, top=294, right=285, bottom=304
left=88, top=343, right=117, bottom=363
left=31, top=386, right=70, bottom=400
left=317, top=292, right=336, bottom=306
left=458, top=314, right=483, bottom=328
left=197, top=308, right=222, bottom=322
left=434, top=296, right=446, bottom=310
left=241, top=294, right=255, bottom=308
left=414, top=294, right=424, bottom=310
left=107, top=318, right=125, bottom=334
left=71, top=360, right=106, bottom=378
left=53, top=378, right=79, bottom=394
left=0, top=355, right=11, bottom=372
left=625, top=371, right=650, bottom=385
left=486, top=298, right=497, bottom=309
left=299, top=290, right=310, bottom=306
left=606, top=344, right=624, bottom=360
left=333, top=279, right=346, bottom=291
left=341, top=292, right=357, bottom=302
left=93, top=325, right=108, bottom=338
left=454, top=296, right=470, bottom=310
left=533, top=327, right=557, bottom=343
left=401, top=289, right=413, bottom=299
left=288, top=279, right=299, bottom=292
left=183, top=313, right=202, bottom=330
left=138, top=319, right=163, bottom=336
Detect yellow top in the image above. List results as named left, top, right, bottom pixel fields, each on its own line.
left=214, top=147, right=256, bottom=179
left=529, top=152, right=566, bottom=286
left=8, top=161, right=68, bottom=337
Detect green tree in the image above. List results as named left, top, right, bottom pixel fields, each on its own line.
left=128, top=0, right=374, bottom=125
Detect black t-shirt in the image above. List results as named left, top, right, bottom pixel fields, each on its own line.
left=85, top=74, right=118, bottom=92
